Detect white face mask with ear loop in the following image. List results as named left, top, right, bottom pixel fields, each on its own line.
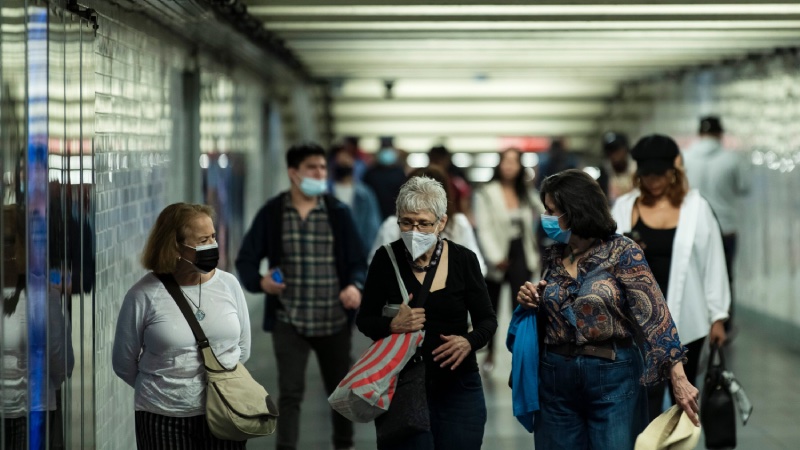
left=401, top=223, right=440, bottom=260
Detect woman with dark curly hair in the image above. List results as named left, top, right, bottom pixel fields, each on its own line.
left=516, top=169, right=699, bottom=449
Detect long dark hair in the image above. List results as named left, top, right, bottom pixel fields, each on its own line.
left=492, top=148, right=530, bottom=204
left=539, top=169, right=617, bottom=239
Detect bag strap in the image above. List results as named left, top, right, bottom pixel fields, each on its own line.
left=384, top=244, right=411, bottom=305
left=708, top=343, right=726, bottom=369
left=155, top=273, right=228, bottom=372
left=383, top=243, right=438, bottom=309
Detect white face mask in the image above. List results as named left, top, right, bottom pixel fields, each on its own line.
left=401, top=224, right=440, bottom=260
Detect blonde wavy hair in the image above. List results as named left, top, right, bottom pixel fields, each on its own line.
left=141, top=203, right=216, bottom=273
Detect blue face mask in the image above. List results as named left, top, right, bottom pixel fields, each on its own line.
left=376, top=148, right=398, bottom=166
left=541, top=213, right=572, bottom=244
left=299, top=177, right=327, bottom=197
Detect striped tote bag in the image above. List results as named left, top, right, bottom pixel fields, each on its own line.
left=328, top=244, right=424, bottom=423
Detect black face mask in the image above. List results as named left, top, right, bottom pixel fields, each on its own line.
left=185, top=243, right=219, bottom=273
left=334, top=165, right=354, bottom=181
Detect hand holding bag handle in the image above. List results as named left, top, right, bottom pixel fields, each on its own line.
left=156, top=273, right=278, bottom=441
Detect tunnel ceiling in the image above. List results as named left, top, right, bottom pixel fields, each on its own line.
left=243, top=1, right=800, bottom=154
left=246, top=0, right=800, bottom=81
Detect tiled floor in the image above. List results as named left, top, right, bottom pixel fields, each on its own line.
left=244, top=291, right=800, bottom=450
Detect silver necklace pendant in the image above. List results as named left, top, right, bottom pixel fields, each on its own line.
left=195, top=309, right=206, bottom=321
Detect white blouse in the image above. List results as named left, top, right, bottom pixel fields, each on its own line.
left=112, top=270, right=251, bottom=417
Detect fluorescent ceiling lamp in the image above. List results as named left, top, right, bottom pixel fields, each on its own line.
left=252, top=5, right=800, bottom=16
left=451, top=153, right=474, bottom=168
left=583, top=167, right=602, bottom=180
left=337, top=79, right=617, bottom=98
left=333, top=101, right=606, bottom=117
left=406, top=153, right=430, bottom=168
left=475, top=153, right=501, bottom=168
left=521, top=153, right=540, bottom=168
left=267, top=21, right=800, bottom=31
left=468, top=168, right=495, bottom=183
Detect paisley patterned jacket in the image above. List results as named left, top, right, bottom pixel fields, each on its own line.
left=540, top=234, right=687, bottom=386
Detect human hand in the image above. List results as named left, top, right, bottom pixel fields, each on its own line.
left=260, top=270, right=286, bottom=295
left=670, top=363, right=700, bottom=426
left=432, top=335, right=472, bottom=370
left=339, top=285, right=362, bottom=310
left=390, top=301, right=425, bottom=333
left=517, top=280, right=547, bottom=309
left=709, top=320, right=727, bottom=347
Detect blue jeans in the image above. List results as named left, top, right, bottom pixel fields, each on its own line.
left=534, top=346, right=647, bottom=450
left=379, top=370, right=487, bottom=450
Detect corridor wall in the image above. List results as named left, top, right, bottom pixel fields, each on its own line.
left=0, top=1, right=318, bottom=448
left=602, top=52, right=800, bottom=339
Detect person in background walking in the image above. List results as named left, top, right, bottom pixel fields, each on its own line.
left=329, top=143, right=382, bottom=250
left=474, top=148, right=544, bottom=372
left=682, top=116, right=750, bottom=332
left=236, top=143, right=367, bottom=450
left=611, top=134, right=729, bottom=422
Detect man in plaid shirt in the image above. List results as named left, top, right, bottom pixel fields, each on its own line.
left=236, top=143, right=367, bottom=450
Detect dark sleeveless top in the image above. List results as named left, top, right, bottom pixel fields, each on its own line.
left=631, top=219, right=676, bottom=298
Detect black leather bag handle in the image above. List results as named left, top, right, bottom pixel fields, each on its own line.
left=708, top=343, right=727, bottom=371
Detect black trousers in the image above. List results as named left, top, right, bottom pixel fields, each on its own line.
left=134, top=411, right=246, bottom=450
left=646, top=337, right=706, bottom=422
left=485, top=238, right=532, bottom=353
left=272, top=320, right=353, bottom=450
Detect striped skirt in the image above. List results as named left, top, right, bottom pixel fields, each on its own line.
left=134, top=411, right=246, bottom=450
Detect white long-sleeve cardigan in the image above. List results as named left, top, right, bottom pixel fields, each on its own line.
left=611, top=189, right=730, bottom=344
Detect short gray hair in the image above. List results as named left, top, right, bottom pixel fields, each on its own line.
left=396, top=176, right=447, bottom=219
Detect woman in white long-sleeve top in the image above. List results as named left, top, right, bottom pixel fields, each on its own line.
left=474, top=148, right=544, bottom=371
left=112, top=203, right=251, bottom=450
left=611, top=134, right=729, bottom=422
left=370, top=166, right=487, bottom=276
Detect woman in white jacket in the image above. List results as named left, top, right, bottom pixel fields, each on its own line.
left=474, top=148, right=544, bottom=371
left=611, top=134, right=729, bottom=422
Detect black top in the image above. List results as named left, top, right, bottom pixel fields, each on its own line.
left=631, top=219, right=676, bottom=298
left=356, top=240, right=497, bottom=383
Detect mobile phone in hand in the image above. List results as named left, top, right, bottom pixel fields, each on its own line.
left=271, top=268, right=284, bottom=284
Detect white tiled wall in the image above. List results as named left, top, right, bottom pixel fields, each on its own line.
left=92, top=13, right=188, bottom=450
left=89, top=8, right=297, bottom=448
left=603, top=53, right=800, bottom=333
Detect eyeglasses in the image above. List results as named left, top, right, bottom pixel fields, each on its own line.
left=397, top=219, right=438, bottom=232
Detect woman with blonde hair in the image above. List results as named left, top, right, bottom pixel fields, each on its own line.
left=112, top=203, right=251, bottom=449
left=611, top=134, right=729, bottom=422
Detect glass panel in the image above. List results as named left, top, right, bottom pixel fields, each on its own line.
left=68, top=16, right=95, bottom=450
left=46, top=4, right=73, bottom=449
left=27, top=3, right=49, bottom=448
left=1, top=0, right=30, bottom=447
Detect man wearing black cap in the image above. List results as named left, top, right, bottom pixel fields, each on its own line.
left=683, top=116, right=751, bottom=331
left=597, top=131, right=636, bottom=204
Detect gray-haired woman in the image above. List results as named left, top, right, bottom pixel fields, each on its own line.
left=357, top=176, right=497, bottom=450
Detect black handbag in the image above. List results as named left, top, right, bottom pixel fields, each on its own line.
left=374, top=244, right=439, bottom=446
left=375, top=358, right=429, bottom=445
left=701, top=344, right=736, bottom=449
